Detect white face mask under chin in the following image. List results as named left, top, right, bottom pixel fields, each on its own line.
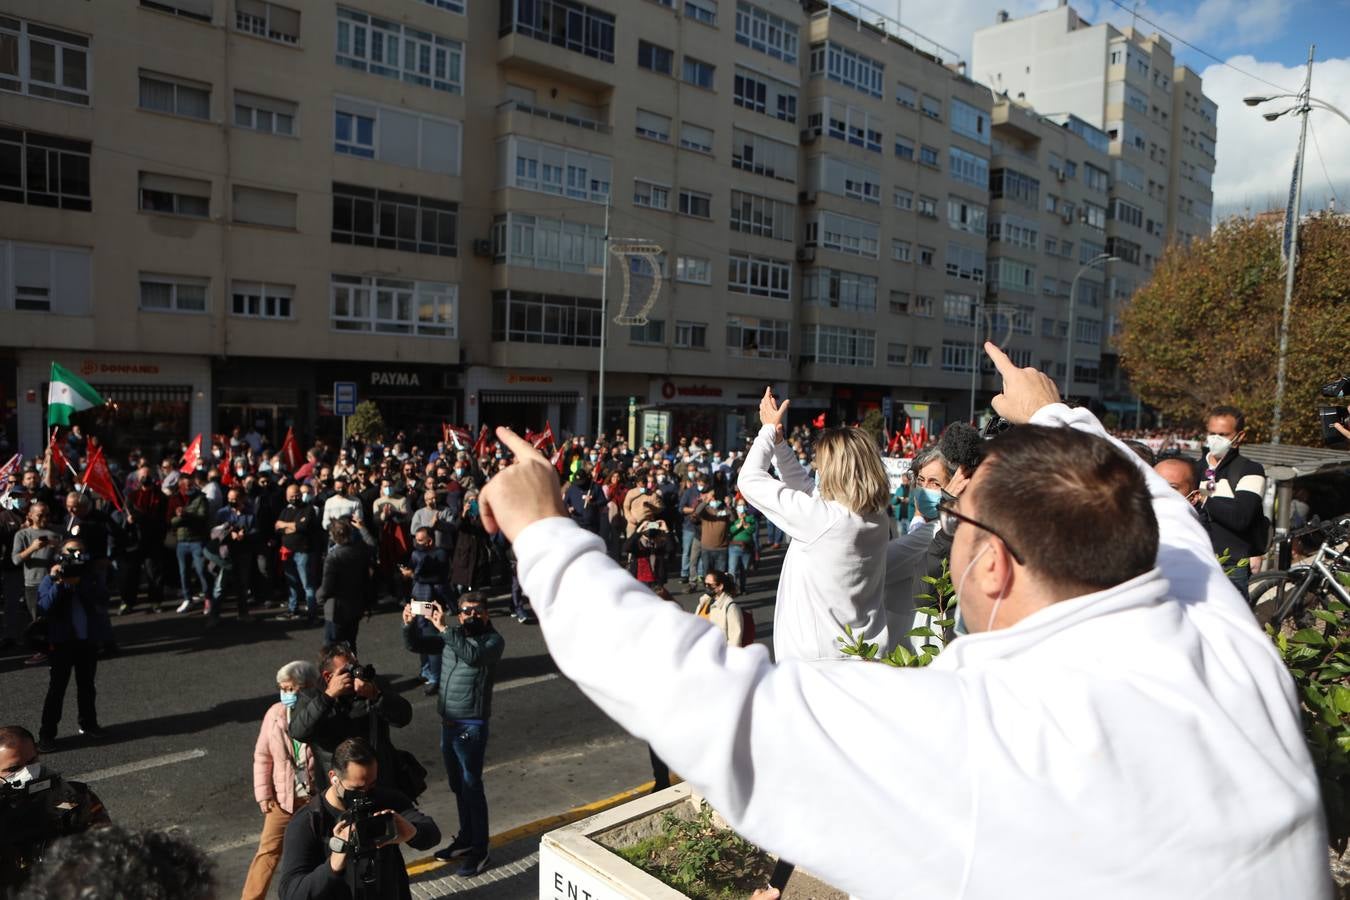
left=955, top=542, right=1012, bottom=633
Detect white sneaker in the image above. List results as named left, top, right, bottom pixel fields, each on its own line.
left=175, top=598, right=193, bottom=614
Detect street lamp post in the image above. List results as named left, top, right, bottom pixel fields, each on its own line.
left=1064, top=253, right=1117, bottom=401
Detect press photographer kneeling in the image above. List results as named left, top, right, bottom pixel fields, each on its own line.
left=277, top=737, right=438, bottom=900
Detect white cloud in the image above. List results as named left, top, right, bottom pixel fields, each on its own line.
left=1201, top=56, right=1350, bottom=217
left=1099, top=0, right=1289, bottom=52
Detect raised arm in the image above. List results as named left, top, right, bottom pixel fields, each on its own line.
left=736, top=425, right=831, bottom=544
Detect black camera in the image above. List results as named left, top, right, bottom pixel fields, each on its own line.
left=54, top=548, right=89, bottom=579
left=341, top=662, right=376, bottom=682
left=341, top=789, right=396, bottom=857
left=1319, top=375, right=1350, bottom=446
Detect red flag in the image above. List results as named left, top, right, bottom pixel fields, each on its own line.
left=903, top=419, right=913, bottom=439
left=441, top=423, right=451, bottom=448
left=0, top=452, right=21, bottom=494
left=532, top=423, right=555, bottom=452
left=524, top=428, right=537, bottom=446
left=917, top=423, right=928, bottom=447
left=887, top=430, right=901, bottom=454
left=446, top=425, right=471, bottom=450
left=812, top=412, right=826, bottom=429
left=81, top=446, right=123, bottom=511
left=219, top=447, right=234, bottom=487
left=279, top=427, right=302, bottom=472
left=180, top=434, right=202, bottom=473
left=471, top=425, right=490, bottom=460
left=49, top=427, right=69, bottom=476
left=550, top=445, right=566, bottom=474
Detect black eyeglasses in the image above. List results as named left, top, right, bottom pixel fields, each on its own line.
left=937, top=501, right=1025, bottom=565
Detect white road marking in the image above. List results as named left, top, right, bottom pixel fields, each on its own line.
left=495, top=673, right=560, bottom=692
left=71, top=748, right=208, bottom=783
left=206, top=835, right=260, bottom=855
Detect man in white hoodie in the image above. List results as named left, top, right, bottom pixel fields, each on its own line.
left=478, top=343, right=1331, bottom=900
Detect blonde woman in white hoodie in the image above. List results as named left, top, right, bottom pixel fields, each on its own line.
left=736, top=388, right=891, bottom=661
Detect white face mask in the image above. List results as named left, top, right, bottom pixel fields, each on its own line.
left=1205, top=434, right=1233, bottom=459
left=955, top=542, right=1011, bottom=633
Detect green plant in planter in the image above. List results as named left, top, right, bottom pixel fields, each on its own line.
left=616, top=801, right=772, bottom=899
left=838, top=560, right=955, bottom=667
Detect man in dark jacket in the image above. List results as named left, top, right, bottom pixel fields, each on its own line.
left=401, top=593, right=503, bottom=876
left=277, top=737, right=438, bottom=900
left=319, top=520, right=371, bottom=650
left=277, top=483, right=321, bottom=622
left=114, top=466, right=168, bottom=615
left=563, top=469, right=605, bottom=535
left=287, top=644, right=413, bottom=790
left=36, top=540, right=113, bottom=752
left=400, top=526, right=451, bottom=694
left=207, top=487, right=258, bottom=626
left=1195, top=405, right=1267, bottom=595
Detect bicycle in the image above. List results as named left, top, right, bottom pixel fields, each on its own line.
left=1247, top=516, right=1350, bottom=631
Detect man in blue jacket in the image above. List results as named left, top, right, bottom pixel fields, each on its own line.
left=401, top=593, right=503, bottom=877
left=37, top=540, right=113, bottom=752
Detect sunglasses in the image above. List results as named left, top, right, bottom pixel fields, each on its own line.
left=937, top=501, right=1025, bottom=565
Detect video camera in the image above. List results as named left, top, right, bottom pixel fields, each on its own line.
left=1319, top=375, right=1350, bottom=446
left=1, top=764, right=85, bottom=887
left=340, top=789, right=397, bottom=857
left=54, top=547, right=90, bottom=580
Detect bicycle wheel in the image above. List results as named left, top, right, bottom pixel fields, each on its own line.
left=1248, top=569, right=1310, bottom=629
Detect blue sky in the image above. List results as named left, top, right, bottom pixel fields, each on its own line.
left=893, top=0, right=1350, bottom=218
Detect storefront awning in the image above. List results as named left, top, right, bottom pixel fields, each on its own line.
left=479, top=390, right=580, bottom=404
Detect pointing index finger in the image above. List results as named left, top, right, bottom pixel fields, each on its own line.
left=983, top=341, right=1017, bottom=377
left=495, top=426, right=539, bottom=461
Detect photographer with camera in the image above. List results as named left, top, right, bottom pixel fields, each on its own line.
left=1, top=724, right=110, bottom=893
left=36, top=540, right=112, bottom=752
left=277, top=737, right=438, bottom=900
left=288, top=644, right=414, bottom=795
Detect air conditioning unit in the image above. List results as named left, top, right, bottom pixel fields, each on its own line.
left=798, top=190, right=817, bottom=205
left=472, top=239, right=493, bottom=257
left=800, top=129, right=818, bottom=144
left=1056, top=169, right=1067, bottom=182
left=796, top=247, right=816, bottom=263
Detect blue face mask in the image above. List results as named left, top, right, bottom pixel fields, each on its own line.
left=279, top=690, right=298, bottom=708
left=915, top=487, right=942, bottom=520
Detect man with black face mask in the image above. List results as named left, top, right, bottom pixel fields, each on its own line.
left=401, top=593, right=502, bottom=876
left=277, top=737, right=438, bottom=900
left=563, top=467, right=605, bottom=535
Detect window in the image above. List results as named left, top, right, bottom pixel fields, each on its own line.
left=0, top=17, right=90, bottom=105
left=139, top=171, right=210, bottom=217
left=499, top=0, right=614, bottom=62
left=1081, top=201, right=1107, bottom=231
left=333, top=97, right=462, bottom=175
left=0, top=127, right=92, bottom=211
left=1074, top=358, right=1099, bottom=384
left=917, top=245, right=935, bottom=268
left=338, top=275, right=459, bottom=337
left=919, top=145, right=940, bottom=168
left=946, top=243, right=985, bottom=283
left=894, top=135, right=915, bottom=161
left=1042, top=276, right=1059, bottom=296
left=1084, top=163, right=1109, bottom=193
left=674, top=320, right=708, bottom=348
left=1109, top=197, right=1143, bottom=229
left=684, top=0, right=717, bottom=25
left=948, top=147, right=988, bottom=188
left=808, top=156, right=880, bottom=204
left=1044, top=237, right=1058, bottom=256
left=890, top=240, right=911, bottom=263
left=895, top=82, right=917, bottom=109
left=682, top=57, right=715, bottom=89
left=1114, top=159, right=1145, bottom=191
left=1076, top=317, right=1101, bottom=344
left=726, top=315, right=790, bottom=359
left=679, top=122, right=713, bottom=154
left=888, top=291, right=909, bottom=315
left=233, top=185, right=296, bottom=229
left=633, top=179, right=670, bottom=210
left=807, top=97, right=882, bottom=153
left=912, top=295, right=934, bottom=318
left=989, top=257, right=1035, bottom=293
left=734, top=2, right=798, bottom=63
left=235, top=91, right=296, bottom=136
left=990, top=168, right=1039, bottom=206
left=139, top=273, right=208, bottom=313
left=630, top=318, right=665, bottom=345
left=804, top=211, right=879, bottom=259
left=802, top=324, right=875, bottom=367
left=332, top=182, right=457, bottom=256
left=139, top=71, right=210, bottom=120
left=943, top=291, right=976, bottom=326
left=942, top=340, right=975, bottom=373
left=920, top=94, right=941, bottom=120
left=638, top=40, right=673, bottom=75
left=947, top=196, right=986, bottom=235
left=336, top=6, right=462, bottom=93
left=893, top=188, right=913, bottom=210
left=917, top=195, right=938, bottom=218
left=911, top=346, right=931, bottom=366
left=678, top=188, right=712, bottom=219
left=635, top=108, right=671, bottom=142
left=0, top=240, right=92, bottom=314
left=1105, top=236, right=1140, bottom=265
left=950, top=98, right=988, bottom=143
left=728, top=254, right=791, bottom=299
left=801, top=268, right=877, bottom=311
left=731, top=128, right=797, bottom=182
left=501, top=136, right=612, bottom=204
left=729, top=190, right=794, bottom=241
left=988, top=215, right=1038, bottom=250
left=1044, top=192, right=1059, bottom=213
left=231, top=281, right=293, bottom=318
left=141, top=0, right=213, bottom=22
left=492, top=213, right=605, bottom=272
left=808, top=42, right=882, bottom=98
left=733, top=68, right=797, bottom=122
left=676, top=256, right=711, bottom=284
left=235, top=0, right=300, bottom=43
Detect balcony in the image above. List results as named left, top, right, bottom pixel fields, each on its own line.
left=498, top=0, right=617, bottom=90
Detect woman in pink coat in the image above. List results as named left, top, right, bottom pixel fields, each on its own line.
left=242, top=659, right=320, bottom=900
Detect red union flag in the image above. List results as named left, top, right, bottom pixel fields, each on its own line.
left=812, top=412, right=826, bottom=429
left=180, top=434, right=202, bottom=473
left=81, top=446, right=123, bottom=511
left=445, top=424, right=472, bottom=450
left=471, top=425, right=490, bottom=460
left=532, top=423, right=555, bottom=452
left=279, top=427, right=302, bottom=472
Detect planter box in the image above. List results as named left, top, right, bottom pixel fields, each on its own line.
left=538, top=783, right=845, bottom=900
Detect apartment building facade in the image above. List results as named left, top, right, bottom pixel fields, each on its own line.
left=3, top=0, right=1137, bottom=454
left=972, top=3, right=1217, bottom=422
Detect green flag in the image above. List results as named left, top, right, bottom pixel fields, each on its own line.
left=47, top=362, right=104, bottom=426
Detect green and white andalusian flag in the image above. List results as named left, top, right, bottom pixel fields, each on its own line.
left=47, top=362, right=104, bottom=426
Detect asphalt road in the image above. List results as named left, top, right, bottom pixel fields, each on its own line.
left=1, top=547, right=786, bottom=898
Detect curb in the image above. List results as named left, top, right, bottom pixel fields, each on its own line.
left=405, top=777, right=683, bottom=878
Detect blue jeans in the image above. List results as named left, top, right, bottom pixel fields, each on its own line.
left=682, top=525, right=700, bottom=582
left=175, top=541, right=209, bottom=601
left=417, top=616, right=442, bottom=684
left=765, top=521, right=786, bottom=545
left=728, top=544, right=752, bottom=594
left=441, top=720, right=490, bottom=853
left=284, top=551, right=317, bottom=616
left=699, top=547, right=728, bottom=579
